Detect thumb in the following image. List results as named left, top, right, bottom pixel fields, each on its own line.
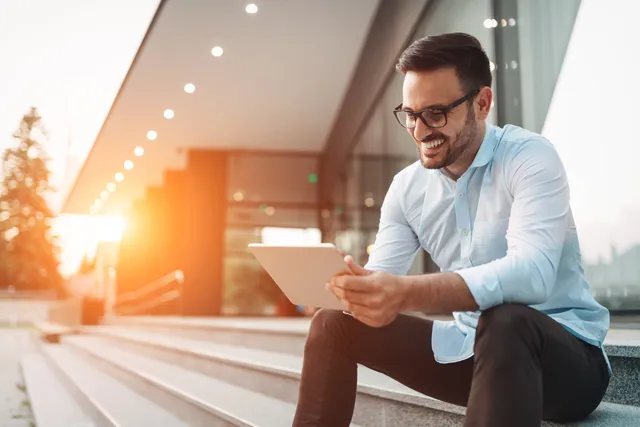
left=345, top=255, right=371, bottom=276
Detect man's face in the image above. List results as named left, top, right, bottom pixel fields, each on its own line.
left=401, top=68, right=480, bottom=171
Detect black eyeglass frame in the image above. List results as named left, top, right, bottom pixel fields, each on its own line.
left=393, top=88, right=481, bottom=129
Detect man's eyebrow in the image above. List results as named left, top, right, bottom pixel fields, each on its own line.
left=400, top=103, right=447, bottom=112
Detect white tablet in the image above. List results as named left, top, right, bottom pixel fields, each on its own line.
left=247, top=243, right=351, bottom=310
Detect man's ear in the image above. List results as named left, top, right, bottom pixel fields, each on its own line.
left=476, top=87, right=493, bottom=120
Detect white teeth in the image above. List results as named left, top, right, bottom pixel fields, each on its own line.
left=424, top=139, right=444, bottom=149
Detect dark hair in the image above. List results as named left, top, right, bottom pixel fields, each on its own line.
left=396, top=33, right=492, bottom=93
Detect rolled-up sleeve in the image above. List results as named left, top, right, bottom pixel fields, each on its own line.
left=365, top=176, right=421, bottom=275
left=455, top=139, right=570, bottom=310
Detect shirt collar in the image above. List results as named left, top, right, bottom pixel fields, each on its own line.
left=469, top=124, right=498, bottom=169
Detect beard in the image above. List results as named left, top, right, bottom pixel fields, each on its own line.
left=418, top=106, right=477, bottom=170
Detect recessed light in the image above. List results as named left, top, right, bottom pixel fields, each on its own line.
left=101, top=191, right=109, bottom=200
left=364, top=197, right=375, bottom=207
left=115, top=172, right=124, bottom=182
left=147, top=130, right=157, bottom=141
left=90, top=205, right=97, bottom=214
left=164, top=109, right=174, bottom=119
left=184, top=83, right=196, bottom=93
left=94, top=199, right=103, bottom=208
left=107, top=182, right=116, bottom=192
left=134, top=146, right=144, bottom=157
left=124, top=160, right=134, bottom=170
left=246, top=3, right=258, bottom=14
left=211, top=46, right=224, bottom=57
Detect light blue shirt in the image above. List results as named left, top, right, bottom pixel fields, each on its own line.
left=365, top=124, right=611, bottom=371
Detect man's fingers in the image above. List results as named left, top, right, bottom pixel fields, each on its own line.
left=332, top=275, right=377, bottom=293
left=344, top=256, right=372, bottom=276
left=350, top=308, right=386, bottom=328
left=333, top=287, right=386, bottom=310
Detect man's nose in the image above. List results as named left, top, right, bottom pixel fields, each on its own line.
left=412, top=119, right=432, bottom=142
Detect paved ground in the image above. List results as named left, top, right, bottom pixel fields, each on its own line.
left=0, top=328, right=36, bottom=427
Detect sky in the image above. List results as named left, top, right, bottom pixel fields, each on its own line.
left=0, top=0, right=160, bottom=274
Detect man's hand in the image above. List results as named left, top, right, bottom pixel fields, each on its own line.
left=327, top=255, right=410, bottom=327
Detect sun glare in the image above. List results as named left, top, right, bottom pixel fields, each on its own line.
left=53, top=214, right=126, bottom=275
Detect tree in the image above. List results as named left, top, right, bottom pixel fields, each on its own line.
left=0, top=107, right=64, bottom=295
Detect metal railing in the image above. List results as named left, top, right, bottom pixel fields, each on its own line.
left=114, top=270, right=184, bottom=316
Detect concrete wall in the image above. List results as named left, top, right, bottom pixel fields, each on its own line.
left=0, top=298, right=81, bottom=326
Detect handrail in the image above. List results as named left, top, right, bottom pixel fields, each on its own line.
left=114, top=270, right=184, bottom=316
left=116, top=289, right=181, bottom=316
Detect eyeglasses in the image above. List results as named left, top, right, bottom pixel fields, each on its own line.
left=393, top=89, right=480, bottom=129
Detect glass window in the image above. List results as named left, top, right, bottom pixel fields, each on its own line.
left=519, top=0, right=640, bottom=310
left=227, top=153, right=319, bottom=204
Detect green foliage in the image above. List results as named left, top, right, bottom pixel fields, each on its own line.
left=0, top=107, right=64, bottom=295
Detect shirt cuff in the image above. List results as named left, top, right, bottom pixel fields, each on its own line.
left=455, top=263, right=504, bottom=311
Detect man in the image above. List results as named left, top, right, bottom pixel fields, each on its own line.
left=292, top=33, right=611, bottom=427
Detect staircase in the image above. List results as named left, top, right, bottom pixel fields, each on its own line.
left=21, top=316, right=640, bottom=427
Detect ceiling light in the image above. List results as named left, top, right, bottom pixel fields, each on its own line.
left=115, top=172, right=124, bottom=182
left=211, top=46, right=224, bottom=57
left=245, top=3, right=258, bottom=14
left=101, top=190, right=109, bottom=200
left=134, top=146, right=144, bottom=157
left=124, top=160, right=134, bottom=170
left=147, top=130, right=157, bottom=140
left=364, top=197, right=375, bottom=208
left=164, top=109, right=174, bottom=119
left=232, top=191, right=244, bottom=202
left=94, top=199, right=103, bottom=208
left=184, top=83, right=196, bottom=93
left=107, top=182, right=116, bottom=192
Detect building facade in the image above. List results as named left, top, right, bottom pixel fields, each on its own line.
left=65, top=0, right=640, bottom=315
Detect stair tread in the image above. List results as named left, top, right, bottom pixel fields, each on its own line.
left=42, top=344, right=189, bottom=427
left=64, top=334, right=361, bottom=427
left=88, top=325, right=442, bottom=406
left=111, top=315, right=640, bottom=350
left=85, top=325, right=640, bottom=426
left=21, top=353, right=94, bottom=427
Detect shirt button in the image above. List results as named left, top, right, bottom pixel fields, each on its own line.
left=461, top=229, right=469, bottom=236
left=458, top=193, right=463, bottom=197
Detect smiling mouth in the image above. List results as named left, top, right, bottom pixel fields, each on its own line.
left=423, top=139, right=445, bottom=149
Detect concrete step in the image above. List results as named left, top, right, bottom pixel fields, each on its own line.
left=81, top=325, right=640, bottom=427
left=61, top=334, right=360, bottom=427
left=20, top=353, right=94, bottom=427
left=40, top=343, right=189, bottom=427
left=106, top=315, right=309, bottom=355
left=108, top=315, right=640, bottom=407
